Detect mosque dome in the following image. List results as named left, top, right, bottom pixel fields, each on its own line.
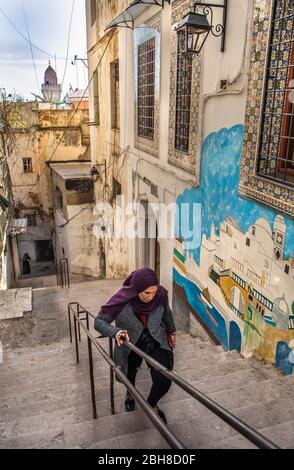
left=44, top=63, right=58, bottom=86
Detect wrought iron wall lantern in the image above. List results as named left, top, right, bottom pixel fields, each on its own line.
left=90, top=166, right=100, bottom=182
left=90, top=160, right=107, bottom=183
left=175, top=1, right=228, bottom=56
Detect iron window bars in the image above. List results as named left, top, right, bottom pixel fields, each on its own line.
left=175, top=32, right=193, bottom=153
left=111, top=60, right=120, bottom=130
left=257, top=0, right=294, bottom=187
left=23, top=158, right=33, bottom=173
left=137, top=37, right=156, bottom=140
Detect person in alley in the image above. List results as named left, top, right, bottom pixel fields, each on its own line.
left=94, top=267, right=176, bottom=424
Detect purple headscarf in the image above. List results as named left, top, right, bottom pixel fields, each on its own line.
left=100, top=268, right=168, bottom=318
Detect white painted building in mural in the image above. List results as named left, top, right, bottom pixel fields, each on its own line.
left=199, top=215, right=294, bottom=328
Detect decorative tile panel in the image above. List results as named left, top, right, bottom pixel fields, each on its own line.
left=239, top=0, right=294, bottom=218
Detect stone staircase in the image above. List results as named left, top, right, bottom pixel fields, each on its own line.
left=1, top=324, right=294, bottom=449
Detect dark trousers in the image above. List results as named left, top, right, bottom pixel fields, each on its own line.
left=127, top=346, right=174, bottom=408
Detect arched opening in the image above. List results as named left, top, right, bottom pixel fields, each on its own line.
left=229, top=321, right=242, bottom=352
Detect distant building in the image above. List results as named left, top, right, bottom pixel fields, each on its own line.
left=8, top=93, right=93, bottom=282
left=41, top=62, right=62, bottom=103
left=65, top=88, right=89, bottom=110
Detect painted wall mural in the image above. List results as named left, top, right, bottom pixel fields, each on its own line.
left=173, top=124, right=294, bottom=375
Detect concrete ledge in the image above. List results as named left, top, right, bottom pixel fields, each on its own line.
left=0, top=288, right=32, bottom=320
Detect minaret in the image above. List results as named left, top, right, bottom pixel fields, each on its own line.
left=41, top=62, right=62, bottom=102
left=210, top=222, right=216, bottom=243
left=273, top=215, right=286, bottom=260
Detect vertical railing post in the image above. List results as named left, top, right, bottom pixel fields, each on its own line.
left=68, top=305, right=73, bottom=344
left=109, top=338, right=115, bottom=415
left=61, top=261, right=63, bottom=287
left=73, top=312, right=80, bottom=364
left=87, top=311, right=97, bottom=420
left=77, top=304, right=82, bottom=342
left=66, top=258, right=70, bottom=288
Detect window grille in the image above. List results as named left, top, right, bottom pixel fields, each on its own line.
left=175, top=32, right=193, bottom=153
left=258, top=0, right=294, bottom=186
left=65, top=179, right=93, bottom=193
left=137, top=37, right=155, bottom=140
left=111, top=60, right=120, bottom=130
left=90, top=0, right=97, bottom=26
left=25, top=214, right=37, bottom=227
left=23, top=158, right=32, bottom=173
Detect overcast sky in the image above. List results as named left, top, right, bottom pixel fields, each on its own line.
left=0, top=0, right=88, bottom=100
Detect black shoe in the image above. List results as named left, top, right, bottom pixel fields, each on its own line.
left=155, top=407, right=167, bottom=424
left=125, top=397, right=135, bottom=412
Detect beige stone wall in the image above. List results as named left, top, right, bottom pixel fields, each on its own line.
left=8, top=102, right=91, bottom=279
left=9, top=103, right=90, bottom=213
left=86, top=0, right=130, bottom=280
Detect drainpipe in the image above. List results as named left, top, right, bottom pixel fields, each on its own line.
left=200, top=0, right=253, bottom=145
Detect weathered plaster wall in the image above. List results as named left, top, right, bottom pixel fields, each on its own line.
left=10, top=104, right=90, bottom=213
left=8, top=102, right=90, bottom=280
left=87, top=0, right=131, bottom=280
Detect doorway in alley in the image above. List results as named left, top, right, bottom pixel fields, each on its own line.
left=35, top=240, right=54, bottom=261
left=141, top=201, right=160, bottom=280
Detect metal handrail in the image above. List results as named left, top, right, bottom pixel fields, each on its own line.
left=68, top=302, right=280, bottom=450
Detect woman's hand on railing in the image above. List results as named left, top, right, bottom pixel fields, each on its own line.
left=115, top=330, right=129, bottom=347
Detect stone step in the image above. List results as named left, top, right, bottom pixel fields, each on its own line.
left=1, top=373, right=291, bottom=430
left=1, top=335, right=220, bottom=365
left=80, top=396, right=294, bottom=450
left=2, top=395, right=292, bottom=449
left=87, top=428, right=168, bottom=450
left=2, top=335, right=206, bottom=363
left=209, top=419, right=294, bottom=449
left=2, top=369, right=292, bottom=443
left=0, top=356, right=256, bottom=396
left=0, top=343, right=233, bottom=378
left=1, top=352, right=281, bottom=402
left=90, top=413, right=294, bottom=450
left=0, top=364, right=282, bottom=421
left=0, top=339, right=233, bottom=378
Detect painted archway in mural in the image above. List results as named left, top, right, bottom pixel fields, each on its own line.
left=229, top=321, right=242, bottom=353
left=276, top=342, right=294, bottom=376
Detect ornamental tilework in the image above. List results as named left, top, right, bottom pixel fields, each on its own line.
left=133, top=13, right=161, bottom=158
left=168, top=0, right=202, bottom=175
left=239, top=0, right=294, bottom=218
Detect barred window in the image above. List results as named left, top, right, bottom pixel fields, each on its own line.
left=90, top=0, right=97, bottom=26
left=110, top=60, right=120, bottom=130
left=25, top=214, right=37, bottom=227
left=23, top=158, right=32, bottom=173
left=65, top=179, right=93, bottom=193
left=258, top=0, right=294, bottom=186
left=137, top=37, right=155, bottom=140
left=175, top=32, right=193, bottom=153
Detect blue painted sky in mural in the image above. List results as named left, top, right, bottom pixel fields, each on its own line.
left=176, top=125, right=294, bottom=264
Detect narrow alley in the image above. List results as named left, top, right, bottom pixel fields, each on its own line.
left=0, top=0, right=294, bottom=453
